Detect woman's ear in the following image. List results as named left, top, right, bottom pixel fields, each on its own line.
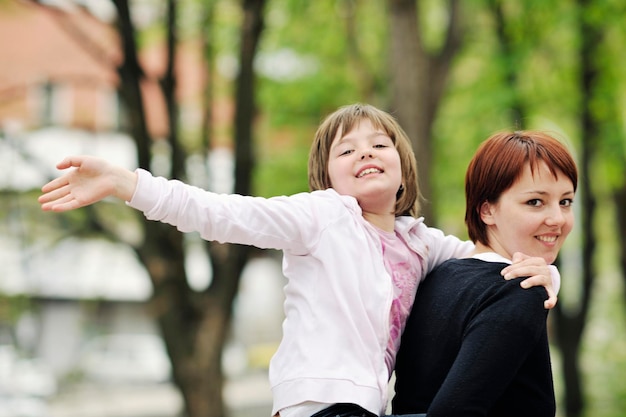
left=480, top=201, right=496, bottom=225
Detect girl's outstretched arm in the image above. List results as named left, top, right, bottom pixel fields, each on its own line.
left=39, top=155, right=137, bottom=212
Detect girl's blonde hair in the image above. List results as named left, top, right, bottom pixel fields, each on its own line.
left=308, top=103, right=420, bottom=217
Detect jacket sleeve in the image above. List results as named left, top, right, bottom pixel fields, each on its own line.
left=420, top=225, right=474, bottom=274
left=127, top=169, right=333, bottom=254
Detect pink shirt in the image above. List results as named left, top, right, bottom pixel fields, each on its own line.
left=377, top=228, right=423, bottom=375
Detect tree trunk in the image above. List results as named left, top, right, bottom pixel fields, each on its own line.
left=487, top=0, right=525, bottom=127
left=387, top=0, right=463, bottom=223
left=161, top=0, right=185, bottom=178
left=552, top=1, right=599, bottom=416
left=342, top=0, right=379, bottom=102
left=615, top=186, right=626, bottom=311
left=200, top=0, right=217, bottom=153
left=233, top=0, right=266, bottom=196
left=199, top=2, right=268, bottom=413
left=111, top=0, right=267, bottom=416
left=111, top=0, right=151, bottom=168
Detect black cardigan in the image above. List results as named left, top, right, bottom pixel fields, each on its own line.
left=392, top=258, right=556, bottom=417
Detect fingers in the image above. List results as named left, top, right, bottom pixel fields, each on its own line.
left=517, top=274, right=558, bottom=310
left=40, top=176, right=69, bottom=194
left=41, top=156, right=84, bottom=194
left=40, top=155, right=132, bottom=209
left=39, top=184, right=70, bottom=211
left=50, top=194, right=82, bottom=212
left=537, top=279, right=558, bottom=309
left=544, top=290, right=557, bottom=310
left=500, top=253, right=558, bottom=310
left=503, top=266, right=531, bottom=280
left=40, top=194, right=67, bottom=212
left=40, top=192, right=82, bottom=212
left=510, top=252, right=527, bottom=263
left=56, top=155, right=85, bottom=170
left=501, top=252, right=546, bottom=278
left=518, top=274, right=548, bottom=289
left=39, top=156, right=88, bottom=211
left=502, top=265, right=545, bottom=280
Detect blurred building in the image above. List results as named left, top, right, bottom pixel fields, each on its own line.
left=0, top=0, right=217, bottom=139
left=0, top=0, right=121, bottom=133
left=0, top=0, right=282, bottom=391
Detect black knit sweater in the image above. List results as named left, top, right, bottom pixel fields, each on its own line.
left=392, top=258, right=556, bottom=417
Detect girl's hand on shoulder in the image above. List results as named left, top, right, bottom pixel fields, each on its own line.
left=500, top=252, right=558, bottom=310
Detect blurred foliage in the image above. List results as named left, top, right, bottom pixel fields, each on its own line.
left=571, top=197, right=626, bottom=417
left=257, top=0, right=389, bottom=122
left=1, top=0, right=625, bottom=415
left=249, top=0, right=391, bottom=196
left=250, top=3, right=626, bottom=417
left=0, top=294, right=32, bottom=326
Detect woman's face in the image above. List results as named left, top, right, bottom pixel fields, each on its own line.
left=327, top=118, right=402, bottom=215
left=480, top=161, right=575, bottom=264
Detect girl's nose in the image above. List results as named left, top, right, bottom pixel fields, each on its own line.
left=360, top=150, right=373, bottom=159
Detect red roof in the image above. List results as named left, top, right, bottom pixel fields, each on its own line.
left=0, top=0, right=228, bottom=141
left=0, top=0, right=119, bottom=93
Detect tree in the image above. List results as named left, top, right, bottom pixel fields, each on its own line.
left=485, top=0, right=526, bottom=127
left=551, top=0, right=603, bottom=415
left=111, top=1, right=267, bottom=416
left=617, top=184, right=626, bottom=307
left=387, top=0, right=463, bottom=223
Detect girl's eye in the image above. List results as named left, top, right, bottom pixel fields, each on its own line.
left=561, top=198, right=574, bottom=207
left=339, top=149, right=353, bottom=156
left=374, top=144, right=388, bottom=149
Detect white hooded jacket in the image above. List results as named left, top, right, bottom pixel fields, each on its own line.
left=128, top=169, right=474, bottom=416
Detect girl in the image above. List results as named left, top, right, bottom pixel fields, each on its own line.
left=39, top=104, right=557, bottom=417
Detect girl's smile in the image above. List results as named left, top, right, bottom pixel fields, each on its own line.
left=357, top=165, right=383, bottom=178
left=327, top=119, right=402, bottom=224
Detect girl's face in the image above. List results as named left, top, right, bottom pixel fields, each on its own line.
left=480, top=161, right=575, bottom=264
left=327, top=119, right=402, bottom=215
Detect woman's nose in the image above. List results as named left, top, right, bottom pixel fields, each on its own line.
left=545, top=204, right=566, bottom=226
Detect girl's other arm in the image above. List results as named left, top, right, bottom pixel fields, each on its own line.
left=423, top=227, right=558, bottom=309
left=501, top=252, right=559, bottom=310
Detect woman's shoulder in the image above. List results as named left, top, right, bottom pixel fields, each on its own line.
left=427, top=259, right=548, bottom=313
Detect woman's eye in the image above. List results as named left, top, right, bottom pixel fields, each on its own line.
left=527, top=199, right=542, bottom=207
left=561, top=198, right=574, bottom=207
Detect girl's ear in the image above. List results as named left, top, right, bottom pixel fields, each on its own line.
left=396, top=183, right=405, bottom=198
left=480, top=201, right=496, bottom=225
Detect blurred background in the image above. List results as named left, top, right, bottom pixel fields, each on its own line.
left=0, top=0, right=625, bottom=417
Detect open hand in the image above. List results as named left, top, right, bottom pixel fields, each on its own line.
left=38, top=155, right=137, bottom=212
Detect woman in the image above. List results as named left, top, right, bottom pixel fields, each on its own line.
left=392, top=130, right=577, bottom=417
